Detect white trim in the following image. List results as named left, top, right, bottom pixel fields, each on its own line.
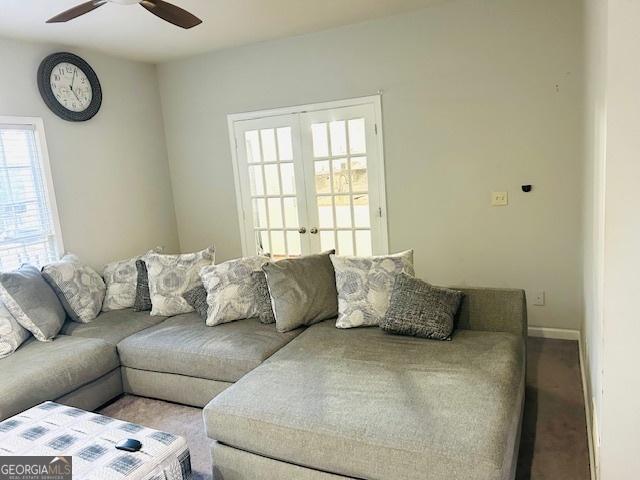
left=0, top=115, right=65, bottom=257
left=527, top=326, right=580, bottom=340
left=227, top=95, right=388, bottom=257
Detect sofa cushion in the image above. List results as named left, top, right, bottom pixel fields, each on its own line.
left=204, top=320, right=524, bottom=480
left=60, top=309, right=167, bottom=346
left=117, top=313, right=302, bottom=383
left=0, top=335, right=119, bottom=420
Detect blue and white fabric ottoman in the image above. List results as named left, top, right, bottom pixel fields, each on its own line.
left=0, top=402, right=191, bottom=480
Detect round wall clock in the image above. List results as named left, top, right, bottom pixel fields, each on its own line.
left=37, top=52, right=102, bottom=122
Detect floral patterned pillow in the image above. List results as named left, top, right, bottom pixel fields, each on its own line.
left=145, top=246, right=215, bottom=317
left=330, top=250, right=415, bottom=329
left=101, top=247, right=163, bottom=312
left=42, top=254, right=106, bottom=323
left=0, top=301, right=30, bottom=358
left=200, top=256, right=269, bottom=326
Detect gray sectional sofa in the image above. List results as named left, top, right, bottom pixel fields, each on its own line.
left=0, top=287, right=526, bottom=480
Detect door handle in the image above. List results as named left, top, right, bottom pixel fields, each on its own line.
left=310, top=228, right=318, bottom=234
left=298, top=227, right=307, bottom=234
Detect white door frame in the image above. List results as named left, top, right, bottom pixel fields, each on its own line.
left=227, top=95, right=388, bottom=256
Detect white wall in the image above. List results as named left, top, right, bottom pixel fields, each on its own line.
left=0, top=36, right=179, bottom=269
left=582, top=0, right=607, bottom=471
left=598, top=1, right=640, bottom=477
left=158, top=0, right=584, bottom=330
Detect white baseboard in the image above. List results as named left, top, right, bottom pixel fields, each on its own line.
left=527, top=326, right=596, bottom=479
left=527, top=326, right=581, bottom=340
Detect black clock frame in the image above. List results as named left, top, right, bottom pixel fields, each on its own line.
left=37, top=52, right=102, bottom=122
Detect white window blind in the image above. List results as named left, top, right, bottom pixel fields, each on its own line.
left=0, top=121, right=61, bottom=271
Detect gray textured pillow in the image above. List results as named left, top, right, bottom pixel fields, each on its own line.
left=0, top=265, right=66, bottom=341
left=133, top=259, right=152, bottom=312
left=380, top=273, right=463, bottom=340
left=331, top=250, right=415, bottom=329
left=0, top=301, right=31, bottom=358
left=102, top=247, right=162, bottom=312
left=251, top=271, right=276, bottom=325
left=182, top=284, right=208, bottom=320
left=42, top=254, right=106, bottom=323
left=262, top=251, right=337, bottom=333
left=201, top=256, right=269, bottom=326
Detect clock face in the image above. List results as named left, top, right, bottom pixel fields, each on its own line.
left=50, top=62, right=93, bottom=113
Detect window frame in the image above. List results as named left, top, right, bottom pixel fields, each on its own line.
left=0, top=116, right=64, bottom=266
left=227, top=95, right=388, bottom=257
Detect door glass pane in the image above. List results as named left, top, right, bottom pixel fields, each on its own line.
left=267, top=198, right=283, bottom=228
left=334, top=195, right=352, bottom=228
left=317, top=196, right=334, bottom=228
left=280, top=163, right=296, bottom=195
left=283, top=197, right=299, bottom=228
left=264, top=164, right=280, bottom=195
left=253, top=198, right=267, bottom=228
left=355, top=230, right=372, bottom=256
left=350, top=156, right=368, bottom=193
left=257, top=231, right=270, bottom=255
left=353, top=194, right=370, bottom=228
left=271, top=230, right=286, bottom=257
left=311, top=123, right=329, bottom=157
left=332, top=158, right=349, bottom=194
left=248, top=165, right=264, bottom=195
left=245, top=130, right=261, bottom=163
left=260, top=129, right=277, bottom=162
left=286, top=231, right=301, bottom=256
left=329, top=121, right=347, bottom=156
left=337, top=230, right=354, bottom=255
left=320, top=230, right=335, bottom=252
left=277, top=127, right=293, bottom=160
left=348, top=118, right=366, bottom=154
left=314, top=161, right=331, bottom=194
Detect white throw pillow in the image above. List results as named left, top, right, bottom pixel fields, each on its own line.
left=102, top=247, right=163, bottom=312
left=330, top=250, right=415, bottom=329
left=0, top=301, right=30, bottom=359
left=146, top=246, right=215, bottom=316
left=200, top=256, right=269, bottom=326
left=42, top=254, right=106, bottom=324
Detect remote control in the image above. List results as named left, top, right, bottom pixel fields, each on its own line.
left=115, top=438, right=142, bottom=452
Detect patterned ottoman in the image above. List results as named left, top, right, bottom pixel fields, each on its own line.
left=0, top=402, right=191, bottom=480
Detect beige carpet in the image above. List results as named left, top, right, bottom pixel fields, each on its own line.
left=100, top=337, right=590, bottom=480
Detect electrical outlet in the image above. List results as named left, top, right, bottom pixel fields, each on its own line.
left=491, top=191, right=508, bottom=206
left=533, top=290, right=545, bottom=306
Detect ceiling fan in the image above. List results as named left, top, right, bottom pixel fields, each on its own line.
left=47, top=0, right=202, bottom=29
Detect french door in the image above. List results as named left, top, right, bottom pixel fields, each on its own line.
left=230, top=97, right=387, bottom=259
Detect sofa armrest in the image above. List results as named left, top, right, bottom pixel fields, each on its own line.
left=453, top=287, right=527, bottom=337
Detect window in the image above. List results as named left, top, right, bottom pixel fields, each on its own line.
left=228, top=96, right=388, bottom=258
left=0, top=117, right=62, bottom=271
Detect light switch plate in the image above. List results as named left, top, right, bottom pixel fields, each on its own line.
left=533, top=290, right=545, bottom=306
left=491, top=191, right=508, bottom=206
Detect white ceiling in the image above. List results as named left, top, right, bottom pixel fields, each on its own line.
left=0, top=0, right=442, bottom=63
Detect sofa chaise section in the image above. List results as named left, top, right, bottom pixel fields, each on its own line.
left=117, top=312, right=303, bottom=407
left=204, top=287, right=527, bottom=480
left=0, top=336, right=120, bottom=421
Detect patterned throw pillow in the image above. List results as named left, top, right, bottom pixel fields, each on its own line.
left=200, top=256, right=269, bottom=326
left=251, top=271, right=276, bottom=325
left=102, top=247, right=163, bottom=312
left=0, top=265, right=67, bottom=341
left=0, top=301, right=31, bottom=358
left=133, top=259, right=152, bottom=312
left=330, top=250, right=415, bottom=329
left=145, top=246, right=215, bottom=317
left=182, top=284, right=208, bottom=320
left=380, top=273, right=463, bottom=340
left=42, top=254, right=106, bottom=324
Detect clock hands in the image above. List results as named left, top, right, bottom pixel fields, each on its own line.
left=69, top=68, right=82, bottom=104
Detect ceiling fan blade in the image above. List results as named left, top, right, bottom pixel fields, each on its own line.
left=46, top=0, right=106, bottom=23
left=140, top=0, right=202, bottom=29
